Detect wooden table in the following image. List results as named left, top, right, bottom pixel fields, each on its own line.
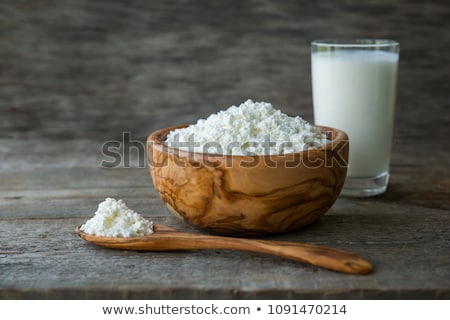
left=1, top=0, right=449, bottom=299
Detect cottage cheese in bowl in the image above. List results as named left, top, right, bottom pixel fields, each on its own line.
left=164, top=99, right=329, bottom=155
left=147, top=99, right=349, bottom=236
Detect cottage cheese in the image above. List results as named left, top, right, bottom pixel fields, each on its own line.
left=165, top=99, right=328, bottom=155
left=80, top=198, right=153, bottom=237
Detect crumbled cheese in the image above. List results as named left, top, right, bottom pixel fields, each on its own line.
left=80, top=198, right=153, bottom=237
left=164, top=99, right=328, bottom=155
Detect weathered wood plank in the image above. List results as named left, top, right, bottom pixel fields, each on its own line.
left=0, top=214, right=449, bottom=299
left=0, top=183, right=448, bottom=220
left=0, top=137, right=448, bottom=225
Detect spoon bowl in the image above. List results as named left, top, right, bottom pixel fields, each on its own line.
left=76, top=224, right=372, bottom=275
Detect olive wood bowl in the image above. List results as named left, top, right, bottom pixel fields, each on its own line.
left=147, top=125, right=348, bottom=236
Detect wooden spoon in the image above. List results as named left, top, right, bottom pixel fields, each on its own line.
left=76, top=224, right=373, bottom=275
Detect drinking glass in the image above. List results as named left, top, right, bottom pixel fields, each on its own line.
left=311, top=39, right=399, bottom=197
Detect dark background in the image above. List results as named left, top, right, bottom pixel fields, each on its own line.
left=1, top=0, right=449, bottom=144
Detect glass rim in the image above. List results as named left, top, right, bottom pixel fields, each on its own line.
left=311, top=39, right=399, bottom=48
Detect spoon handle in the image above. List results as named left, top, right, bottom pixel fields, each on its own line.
left=148, top=230, right=373, bottom=275
left=221, top=237, right=373, bottom=275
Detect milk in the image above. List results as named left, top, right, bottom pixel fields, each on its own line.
left=312, top=50, right=398, bottom=178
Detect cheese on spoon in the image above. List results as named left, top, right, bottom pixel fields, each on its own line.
left=80, top=198, right=153, bottom=237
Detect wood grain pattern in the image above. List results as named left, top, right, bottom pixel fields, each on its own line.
left=1, top=214, right=449, bottom=299
left=1, top=0, right=449, bottom=299
left=148, top=125, right=348, bottom=236
left=76, top=224, right=372, bottom=275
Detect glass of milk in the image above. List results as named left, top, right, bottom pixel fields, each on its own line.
left=311, top=39, right=399, bottom=197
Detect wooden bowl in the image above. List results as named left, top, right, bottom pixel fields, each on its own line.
left=147, top=125, right=348, bottom=236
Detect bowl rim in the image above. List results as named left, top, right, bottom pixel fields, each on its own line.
left=147, top=124, right=348, bottom=160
